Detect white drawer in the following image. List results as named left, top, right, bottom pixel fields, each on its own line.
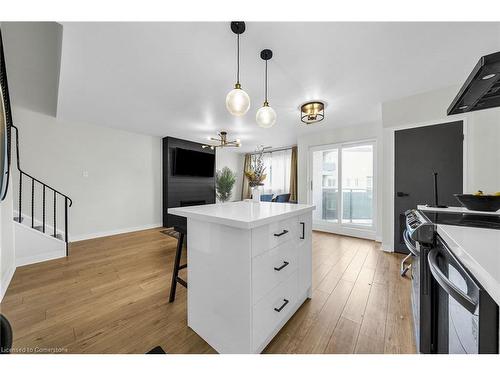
left=251, top=216, right=297, bottom=257
left=252, top=271, right=299, bottom=351
left=252, top=242, right=298, bottom=304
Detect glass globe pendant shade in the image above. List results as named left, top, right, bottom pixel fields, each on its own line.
left=226, top=85, right=250, bottom=116
left=256, top=103, right=277, bottom=128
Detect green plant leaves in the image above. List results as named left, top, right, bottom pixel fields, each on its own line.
left=216, top=167, right=237, bottom=203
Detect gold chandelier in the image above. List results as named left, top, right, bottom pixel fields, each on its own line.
left=202, top=131, right=241, bottom=149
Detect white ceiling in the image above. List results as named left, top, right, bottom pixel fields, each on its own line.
left=56, top=22, right=500, bottom=152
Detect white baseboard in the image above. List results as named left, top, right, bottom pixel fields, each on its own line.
left=381, top=241, right=394, bottom=252
left=312, top=224, right=376, bottom=241
left=16, top=250, right=66, bottom=267
left=0, top=265, right=16, bottom=302
left=70, top=223, right=163, bottom=242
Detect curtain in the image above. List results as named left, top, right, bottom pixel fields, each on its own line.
left=262, top=149, right=292, bottom=195
left=289, top=146, right=298, bottom=202
left=241, top=153, right=252, bottom=200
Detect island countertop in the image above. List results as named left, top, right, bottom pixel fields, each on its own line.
left=168, top=201, right=315, bottom=229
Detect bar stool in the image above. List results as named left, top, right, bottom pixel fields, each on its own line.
left=0, top=314, right=13, bottom=354
left=169, top=226, right=187, bottom=303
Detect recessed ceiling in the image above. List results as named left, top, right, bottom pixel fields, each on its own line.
left=54, top=22, right=500, bottom=151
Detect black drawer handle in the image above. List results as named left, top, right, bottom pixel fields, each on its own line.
left=274, top=229, right=289, bottom=237
left=274, top=261, right=289, bottom=271
left=300, top=222, right=305, bottom=239
left=274, top=298, right=289, bottom=312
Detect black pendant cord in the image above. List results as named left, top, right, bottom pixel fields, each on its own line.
left=260, top=49, right=272, bottom=104
left=236, top=34, right=240, bottom=85
left=265, top=60, right=268, bottom=103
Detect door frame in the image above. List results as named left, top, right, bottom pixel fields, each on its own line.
left=307, top=138, right=378, bottom=240
left=382, top=116, right=468, bottom=252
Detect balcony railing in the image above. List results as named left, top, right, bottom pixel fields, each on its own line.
left=321, top=187, right=372, bottom=224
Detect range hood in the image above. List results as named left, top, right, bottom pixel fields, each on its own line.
left=448, top=51, right=500, bottom=115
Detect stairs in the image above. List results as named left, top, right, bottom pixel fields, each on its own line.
left=33, top=225, right=64, bottom=241
left=13, top=213, right=67, bottom=243
left=10, top=124, right=72, bottom=265
left=13, top=218, right=66, bottom=267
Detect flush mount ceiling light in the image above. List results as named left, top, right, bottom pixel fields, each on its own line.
left=202, top=131, right=241, bottom=149
left=226, top=22, right=250, bottom=117
left=300, top=101, right=325, bottom=124
left=256, top=49, right=277, bottom=128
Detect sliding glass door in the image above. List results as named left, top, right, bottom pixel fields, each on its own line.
left=309, top=141, right=375, bottom=238
left=311, top=146, right=339, bottom=223
left=341, top=143, right=374, bottom=226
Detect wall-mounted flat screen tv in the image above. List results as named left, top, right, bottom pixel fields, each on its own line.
left=173, top=147, right=215, bottom=177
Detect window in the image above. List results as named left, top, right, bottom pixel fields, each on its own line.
left=322, top=151, right=337, bottom=172
left=322, top=175, right=336, bottom=188
left=261, top=149, right=292, bottom=195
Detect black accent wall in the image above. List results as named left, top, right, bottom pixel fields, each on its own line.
left=162, top=137, right=216, bottom=230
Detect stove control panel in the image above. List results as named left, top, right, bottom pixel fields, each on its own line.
left=405, top=209, right=435, bottom=244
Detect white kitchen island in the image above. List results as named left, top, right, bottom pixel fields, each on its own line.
left=168, top=201, right=315, bottom=353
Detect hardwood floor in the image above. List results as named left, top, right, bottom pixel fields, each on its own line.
left=0, top=228, right=416, bottom=354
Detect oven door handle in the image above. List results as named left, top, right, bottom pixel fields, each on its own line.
left=427, top=249, right=478, bottom=314
left=403, top=229, right=419, bottom=256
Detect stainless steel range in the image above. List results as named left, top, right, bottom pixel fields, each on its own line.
left=402, top=209, right=434, bottom=354
left=402, top=209, right=499, bottom=354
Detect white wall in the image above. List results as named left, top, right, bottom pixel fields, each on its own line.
left=297, top=122, right=383, bottom=241
left=381, top=85, right=461, bottom=129
left=2, top=22, right=62, bottom=117
left=466, top=108, right=500, bottom=193
left=12, top=106, right=162, bottom=241
left=0, top=184, right=15, bottom=301
left=14, top=221, right=65, bottom=267
left=215, top=148, right=244, bottom=202
left=381, top=85, right=500, bottom=251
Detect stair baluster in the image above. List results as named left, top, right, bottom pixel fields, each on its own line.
left=18, top=172, right=22, bottom=223
left=65, top=197, right=69, bottom=256
left=53, top=190, right=56, bottom=238
left=10, top=124, right=73, bottom=255
left=31, top=178, right=34, bottom=228
left=42, top=185, right=46, bottom=233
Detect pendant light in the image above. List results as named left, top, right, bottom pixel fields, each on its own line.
left=226, top=22, right=250, bottom=117
left=256, top=49, right=277, bottom=128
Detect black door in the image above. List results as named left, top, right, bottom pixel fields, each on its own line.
left=394, top=121, right=463, bottom=253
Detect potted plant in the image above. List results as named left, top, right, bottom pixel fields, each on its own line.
left=216, top=167, right=237, bottom=203
left=244, top=147, right=267, bottom=202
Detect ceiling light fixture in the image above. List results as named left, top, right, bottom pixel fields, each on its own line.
left=202, top=131, right=241, bottom=149
left=226, top=22, right=250, bottom=117
left=300, top=101, right=325, bottom=124
left=256, top=49, right=276, bottom=128
left=482, top=73, right=496, bottom=80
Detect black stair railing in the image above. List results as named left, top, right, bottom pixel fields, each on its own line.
left=11, top=125, right=73, bottom=256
